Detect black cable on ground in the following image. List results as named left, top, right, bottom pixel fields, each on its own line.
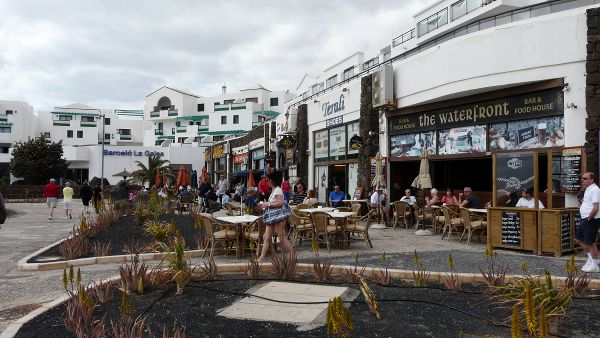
left=133, top=284, right=175, bottom=324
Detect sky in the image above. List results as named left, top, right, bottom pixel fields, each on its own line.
left=0, top=0, right=423, bottom=111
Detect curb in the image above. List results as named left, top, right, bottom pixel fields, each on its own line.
left=3, top=262, right=600, bottom=338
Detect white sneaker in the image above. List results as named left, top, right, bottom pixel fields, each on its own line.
left=582, top=263, right=600, bottom=273
left=582, top=258, right=592, bottom=271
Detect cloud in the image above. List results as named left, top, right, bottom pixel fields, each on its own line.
left=0, top=0, right=420, bottom=110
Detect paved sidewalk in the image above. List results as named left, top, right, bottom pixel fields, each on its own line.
left=0, top=201, right=592, bottom=335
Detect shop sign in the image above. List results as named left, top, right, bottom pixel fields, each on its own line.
left=388, top=88, right=564, bottom=135
left=212, top=144, right=225, bottom=158
left=232, top=145, right=248, bottom=155
left=349, top=135, right=363, bottom=150
left=277, top=135, right=296, bottom=149
left=233, top=153, right=249, bottom=164
left=249, top=138, right=264, bottom=150
left=104, top=149, right=164, bottom=157
left=204, top=147, right=212, bottom=160
left=560, top=147, right=582, bottom=193
left=326, top=115, right=343, bottom=128
left=322, top=94, right=345, bottom=117
left=252, top=148, right=265, bottom=160
left=517, top=126, right=535, bottom=144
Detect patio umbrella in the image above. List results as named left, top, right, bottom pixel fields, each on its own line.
left=247, top=168, right=256, bottom=188
left=201, top=166, right=208, bottom=182
left=176, top=165, right=191, bottom=187
left=155, top=170, right=161, bottom=187
left=191, top=170, right=198, bottom=188
left=113, top=168, right=132, bottom=181
left=411, top=149, right=432, bottom=189
left=163, top=172, right=168, bottom=188
left=371, top=151, right=386, bottom=190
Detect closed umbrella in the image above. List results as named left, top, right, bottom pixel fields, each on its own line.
left=182, top=167, right=190, bottom=187
left=155, top=170, right=161, bottom=187
left=191, top=170, right=198, bottom=188
left=163, top=172, right=168, bottom=188
left=247, top=168, right=256, bottom=188
left=176, top=165, right=185, bottom=187
left=371, top=151, right=386, bottom=190
left=411, top=149, right=432, bottom=189
left=201, top=166, right=208, bottom=182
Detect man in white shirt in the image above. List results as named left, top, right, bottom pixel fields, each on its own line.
left=370, top=188, right=389, bottom=225
left=576, top=172, right=600, bottom=272
left=515, top=189, right=545, bottom=209
left=400, top=189, right=416, bottom=205
left=217, top=174, right=229, bottom=203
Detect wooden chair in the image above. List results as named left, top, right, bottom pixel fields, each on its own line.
left=310, top=211, right=340, bottom=252
left=459, top=207, right=487, bottom=244
left=201, top=215, right=238, bottom=259
left=392, top=200, right=411, bottom=229
left=290, top=208, right=312, bottom=246
left=345, top=213, right=373, bottom=248
left=178, top=194, right=195, bottom=215
left=413, top=203, right=435, bottom=229
left=243, top=217, right=266, bottom=257
left=441, top=205, right=464, bottom=240
left=432, top=207, right=445, bottom=235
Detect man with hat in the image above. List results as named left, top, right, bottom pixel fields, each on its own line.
left=370, top=188, right=390, bottom=225
left=43, top=178, right=60, bottom=220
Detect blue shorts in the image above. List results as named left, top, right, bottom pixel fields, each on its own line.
left=575, top=218, right=600, bottom=245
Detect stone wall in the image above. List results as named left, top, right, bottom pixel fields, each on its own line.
left=586, top=8, right=600, bottom=175
left=358, top=74, right=379, bottom=192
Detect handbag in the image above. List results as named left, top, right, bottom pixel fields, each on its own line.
left=263, top=204, right=292, bottom=225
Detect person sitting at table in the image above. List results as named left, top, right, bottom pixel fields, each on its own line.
left=292, top=183, right=307, bottom=205
left=243, top=187, right=259, bottom=212
left=458, top=186, right=483, bottom=209
left=400, top=188, right=416, bottom=205
left=505, top=190, right=519, bottom=207
left=442, top=188, right=457, bottom=205
left=303, top=189, right=318, bottom=206
left=328, top=185, right=345, bottom=208
left=425, top=188, right=442, bottom=207
left=516, top=189, right=545, bottom=209
left=370, top=188, right=390, bottom=225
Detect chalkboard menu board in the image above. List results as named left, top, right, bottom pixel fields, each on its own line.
left=496, top=152, right=534, bottom=196
left=560, top=147, right=582, bottom=193
left=501, top=211, right=521, bottom=246
left=560, top=212, right=571, bottom=252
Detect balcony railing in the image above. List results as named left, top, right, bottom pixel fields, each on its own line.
left=80, top=122, right=97, bottom=127
left=53, top=120, right=71, bottom=126
left=168, top=110, right=178, bottom=116
left=176, top=126, right=188, bottom=133
left=231, top=103, right=246, bottom=110
left=155, top=129, right=163, bottom=136
left=150, top=111, right=160, bottom=117
left=392, top=29, right=416, bottom=47
left=215, top=104, right=229, bottom=111
left=119, top=134, right=132, bottom=140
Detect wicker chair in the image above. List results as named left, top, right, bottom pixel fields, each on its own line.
left=310, top=211, right=340, bottom=252
left=178, top=194, right=195, bottom=215
left=392, top=200, right=411, bottom=229
left=296, top=203, right=310, bottom=210
left=345, top=214, right=373, bottom=248
left=440, top=205, right=464, bottom=240
left=459, top=207, right=487, bottom=244
left=413, top=203, right=435, bottom=230
left=366, top=203, right=382, bottom=225
left=243, top=217, right=266, bottom=256
left=201, top=215, right=238, bottom=259
left=290, top=208, right=313, bottom=246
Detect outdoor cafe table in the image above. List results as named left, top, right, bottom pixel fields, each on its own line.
left=468, top=208, right=488, bottom=214
left=215, top=215, right=260, bottom=259
left=299, top=207, right=336, bottom=213
left=327, top=211, right=356, bottom=249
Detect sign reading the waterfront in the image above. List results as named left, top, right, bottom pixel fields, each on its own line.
left=389, top=88, right=564, bottom=135
left=104, top=149, right=164, bottom=157
left=501, top=211, right=521, bottom=246
left=560, top=147, right=582, bottom=193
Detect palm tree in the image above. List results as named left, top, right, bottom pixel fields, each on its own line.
left=131, top=156, right=174, bottom=187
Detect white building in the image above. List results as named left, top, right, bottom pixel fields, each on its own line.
left=286, top=0, right=599, bottom=208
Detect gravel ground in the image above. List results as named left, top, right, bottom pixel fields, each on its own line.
left=0, top=201, right=596, bottom=335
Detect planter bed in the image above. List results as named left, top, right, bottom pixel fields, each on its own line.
left=12, top=271, right=600, bottom=338
left=27, top=215, right=199, bottom=263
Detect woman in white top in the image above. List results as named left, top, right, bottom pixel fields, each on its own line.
left=303, top=189, right=319, bottom=206
left=256, top=170, right=294, bottom=262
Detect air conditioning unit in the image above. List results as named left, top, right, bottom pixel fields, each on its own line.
left=371, top=64, right=394, bottom=108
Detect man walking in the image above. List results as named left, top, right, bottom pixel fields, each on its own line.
left=43, top=178, right=60, bottom=220
left=63, top=182, right=74, bottom=219
left=576, top=172, right=600, bottom=273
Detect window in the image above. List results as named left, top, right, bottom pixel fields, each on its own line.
left=155, top=140, right=162, bottom=146
left=233, top=115, right=239, bottom=124
left=104, top=133, right=110, bottom=140
left=104, top=117, right=111, bottom=125
left=43, top=132, right=51, bottom=138
left=224, top=99, right=234, bottom=104
left=326, top=75, right=338, bottom=89
left=342, top=67, right=354, bottom=81
left=77, top=130, right=83, bottom=138
left=198, top=103, right=204, bottom=112
left=363, top=57, right=379, bottom=70
left=67, top=130, right=73, bottom=138
left=171, top=128, right=175, bottom=134
left=0, top=127, right=10, bottom=133
left=418, top=8, right=448, bottom=36
left=245, top=97, right=258, bottom=103
left=119, top=129, right=131, bottom=135
left=59, top=115, right=73, bottom=121
left=221, top=116, right=227, bottom=124
left=270, top=97, right=279, bottom=106
left=311, top=84, right=320, bottom=95
left=214, top=102, right=220, bottom=106
left=5, top=110, right=13, bottom=115
left=0, top=147, right=9, bottom=153
left=81, top=116, right=95, bottom=122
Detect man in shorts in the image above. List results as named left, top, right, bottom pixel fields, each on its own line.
left=576, top=172, right=600, bottom=273
left=43, top=178, right=60, bottom=220
left=63, top=181, right=74, bottom=219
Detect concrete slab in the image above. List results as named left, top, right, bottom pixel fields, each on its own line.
left=218, top=281, right=359, bottom=331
